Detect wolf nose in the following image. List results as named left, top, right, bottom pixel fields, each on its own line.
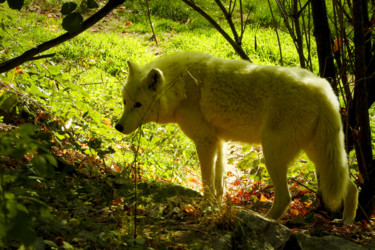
left=115, top=124, right=124, bottom=132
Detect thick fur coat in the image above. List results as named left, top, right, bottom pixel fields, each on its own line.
left=115, top=52, right=358, bottom=223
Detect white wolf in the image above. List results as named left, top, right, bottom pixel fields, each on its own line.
left=115, top=52, right=358, bottom=223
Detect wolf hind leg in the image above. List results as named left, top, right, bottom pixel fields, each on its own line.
left=262, top=135, right=300, bottom=220
left=342, top=179, right=358, bottom=224
left=303, top=130, right=357, bottom=223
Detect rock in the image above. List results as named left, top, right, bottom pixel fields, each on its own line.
left=231, top=210, right=365, bottom=250
left=296, top=234, right=367, bottom=250
left=233, top=211, right=297, bottom=249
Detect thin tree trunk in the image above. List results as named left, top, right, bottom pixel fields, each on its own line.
left=293, top=0, right=305, bottom=68
left=352, top=0, right=374, bottom=221
left=311, top=0, right=336, bottom=88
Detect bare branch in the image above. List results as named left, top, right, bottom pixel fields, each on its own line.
left=275, top=0, right=298, bottom=43
left=180, top=0, right=250, bottom=61
left=267, top=0, right=283, bottom=65
left=145, top=0, right=158, bottom=46
left=214, top=0, right=241, bottom=45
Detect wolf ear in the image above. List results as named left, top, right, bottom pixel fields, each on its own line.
left=147, top=68, right=164, bottom=91
left=127, top=60, right=139, bottom=76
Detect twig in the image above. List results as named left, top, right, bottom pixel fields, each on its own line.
left=145, top=0, right=158, bottom=46
left=2, top=26, right=25, bottom=52
left=267, top=0, right=283, bottom=65
left=290, top=178, right=316, bottom=193
left=275, top=0, right=306, bottom=67
left=79, top=81, right=121, bottom=85
left=238, top=0, right=251, bottom=42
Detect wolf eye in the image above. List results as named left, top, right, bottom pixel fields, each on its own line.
left=134, top=102, right=142, bottom=108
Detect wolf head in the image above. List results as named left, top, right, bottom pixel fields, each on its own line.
left=115, top=61, right=165, bottom=134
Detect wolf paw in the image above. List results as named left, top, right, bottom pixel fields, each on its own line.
left=332, top=217, right=354, bottom=225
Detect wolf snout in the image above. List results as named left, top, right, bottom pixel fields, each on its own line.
left=114, top=124, right=124, bottom=132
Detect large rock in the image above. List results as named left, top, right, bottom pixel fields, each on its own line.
left=233, top=211, right=297, bottom=249
left=232, top=211, right=366, bottom=250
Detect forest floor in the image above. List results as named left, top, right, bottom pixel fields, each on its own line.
left=1, top=114, right=375, bottom=248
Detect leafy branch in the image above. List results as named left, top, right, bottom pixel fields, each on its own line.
left=0, top=0, right=126, bottom=73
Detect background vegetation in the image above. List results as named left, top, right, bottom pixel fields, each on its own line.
left=0, top=0, right=374, bottom=248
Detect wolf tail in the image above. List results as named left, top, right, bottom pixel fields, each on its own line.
left=307, top=88, right=349, bottom=211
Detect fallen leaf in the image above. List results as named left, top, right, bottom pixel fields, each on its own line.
left=260, top=194, right=269, bottom=202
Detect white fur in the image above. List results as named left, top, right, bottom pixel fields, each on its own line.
left=115, top=52, right=358, bottom=223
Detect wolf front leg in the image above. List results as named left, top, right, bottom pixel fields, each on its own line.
left=175, top=108, right=224, bottom=201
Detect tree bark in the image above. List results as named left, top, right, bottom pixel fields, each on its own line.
left=0, top=0, right=126, bottom=73
left=363, top=0, right=375, bottom=109
left=352, top=0, right=375, bottom=221
left=311, top=0, right=336, bottom=88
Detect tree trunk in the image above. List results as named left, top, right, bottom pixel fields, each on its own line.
left=363, top=0, right=375, bottom=109
left=311, top=0, right=337, bottom=88
left=352, top=0, right=375, bottom=221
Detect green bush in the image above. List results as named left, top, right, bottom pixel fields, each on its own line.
left=0, top=124, right=55, bottom=248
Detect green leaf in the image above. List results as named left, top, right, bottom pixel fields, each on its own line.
left=32, top=155, right=55, bottom=177
left=7, top=0, right=24, bottom=10
left=54, top=132, right=67, bottom=140
left=62, top=13, right=83, bottom=33
left=43, top=154, right=58, bottom=167
left=40, top=207, right=54, bottom=221
left=61, top=2, right=77, bottom=15
left=87, top=0, right=99, bottom=9
left=48, top=65, right=62, bottom=75
left=1, top=174, right=17, bottom=185
left=29, top=83, right=50, bottom=98
left=18, top=123, right=37, bottom=136
left=0, top=91, right=18, bottom=111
